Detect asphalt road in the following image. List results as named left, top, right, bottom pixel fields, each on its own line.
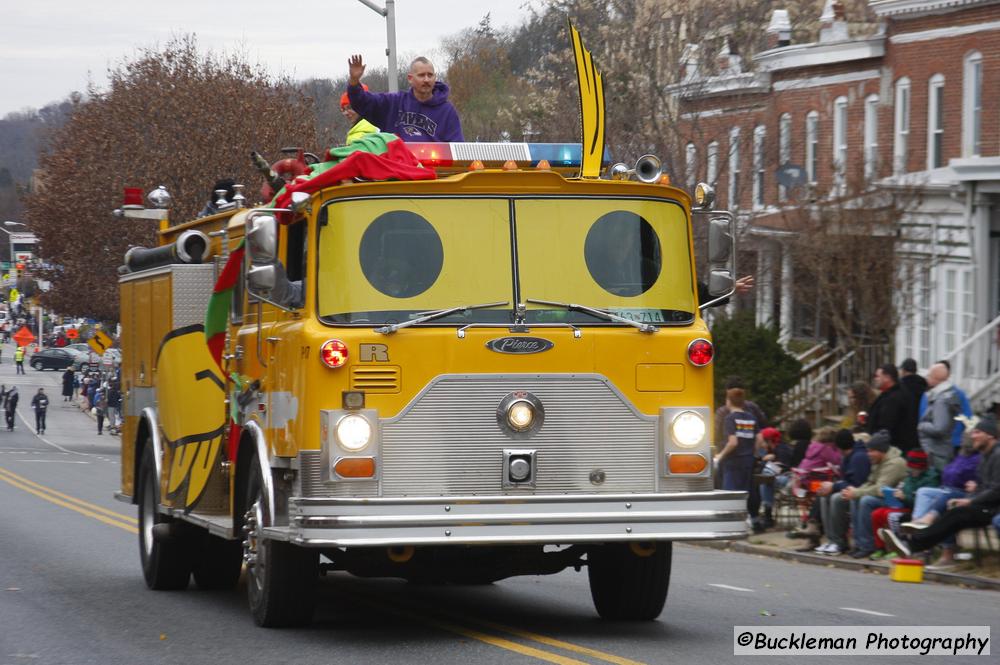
left=0, top=354, right=997, bottom=665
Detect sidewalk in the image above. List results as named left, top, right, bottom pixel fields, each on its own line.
left=690, top=525, right=1000, bottom=591
left=0, top=342, right=116, bottom=455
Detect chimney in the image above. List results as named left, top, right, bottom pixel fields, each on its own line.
left=819, top=0, right=849, bottom=43
left=765, top=10, right=792, bottom=50
left=716, top=38, right=743, bottom=75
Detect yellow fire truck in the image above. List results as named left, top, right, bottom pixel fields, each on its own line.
left=114, top=30, right=745, bottom=628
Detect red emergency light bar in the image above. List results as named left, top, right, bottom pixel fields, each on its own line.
left=406, top=142, right=612, bottom=174
left=122, top=187, right=144, bottom=208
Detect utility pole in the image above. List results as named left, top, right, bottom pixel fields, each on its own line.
left=356, top=0, right=398, bottom=92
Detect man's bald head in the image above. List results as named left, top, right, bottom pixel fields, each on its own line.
left=926, top=362, right=950, bottom=388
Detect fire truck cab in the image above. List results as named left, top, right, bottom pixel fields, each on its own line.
left=116, top=142, right=745, bottom=627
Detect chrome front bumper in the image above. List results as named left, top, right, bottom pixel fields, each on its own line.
left=262, top=491, right=748, bottom=547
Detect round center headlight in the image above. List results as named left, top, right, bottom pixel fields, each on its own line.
left=335, top=414, right=372, bottom=451
left=507, top=401, right=535, bottom=431
left=671, top=411, right=706, bottom=448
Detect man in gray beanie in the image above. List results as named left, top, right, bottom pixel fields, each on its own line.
left=882, top=414, right=1000, bottom=557
left=823, top=430, right=907, bottom=557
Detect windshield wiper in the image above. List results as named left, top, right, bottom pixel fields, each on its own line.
left=374, top=301, right=509, bottom=335
left=525, top=298, right=659, bottom=333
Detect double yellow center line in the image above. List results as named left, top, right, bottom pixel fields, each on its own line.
left=0, top=463, right=646, bottom=665
left=0, top=464, right=137, bottom=533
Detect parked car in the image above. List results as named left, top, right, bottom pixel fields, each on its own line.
left=30, top=348, right=77, bottom=371
left=66, top=343, right=93, bottom=357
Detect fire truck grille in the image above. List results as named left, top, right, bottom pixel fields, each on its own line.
left=379, top=375, right=657, bottom=496
left=351, top=366, right=401, bottom=393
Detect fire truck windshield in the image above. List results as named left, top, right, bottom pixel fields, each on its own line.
left=316, top=197, right=695, bottom=326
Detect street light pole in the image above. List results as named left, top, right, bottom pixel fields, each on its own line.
left=356, top=0, right=398, bottom=92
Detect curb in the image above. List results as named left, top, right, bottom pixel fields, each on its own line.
left=687, top=539, right=1000, bottom=592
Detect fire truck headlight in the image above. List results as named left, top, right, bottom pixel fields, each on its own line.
left=335, top=414, right=372, bottom=452
left=506, top=400, right=535, bottom=432
left=671, top=411, right=706, bottom=448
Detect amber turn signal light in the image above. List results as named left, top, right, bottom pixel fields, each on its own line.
left=334, top=457, right=376, bottom=478
left=668, top=453, right=707, bottom=474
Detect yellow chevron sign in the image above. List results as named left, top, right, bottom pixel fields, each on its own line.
left=569, top=21, right=606, bottom=179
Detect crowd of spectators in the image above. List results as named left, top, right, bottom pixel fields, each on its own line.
left=719, top=359, right=1000, bottom=571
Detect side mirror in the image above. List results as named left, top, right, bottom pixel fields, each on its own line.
left=708, top=217, right=733, bottom=263
left=246, top=214, right=277, bottom=265
left=247, top=264, right=276, bottom=296
left=702, top=212, right=736, bottom=298
left=708, top=269, right=734, bottom=296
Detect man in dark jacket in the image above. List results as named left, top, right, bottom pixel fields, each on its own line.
left=899, top=358, right=928, bottom=417
left=867, top=364, right=917, bottom=452
left=883, top=414, right=1000, bottom=557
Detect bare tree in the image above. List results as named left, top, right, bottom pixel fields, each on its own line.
left=23, top=36, right=318, bottom=320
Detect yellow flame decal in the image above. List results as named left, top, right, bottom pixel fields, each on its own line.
left=570, top=21, right=606, bottom=179
left=156, top=325, right=227, bottom=511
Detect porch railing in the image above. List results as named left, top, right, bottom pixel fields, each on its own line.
left=780, top=344, right=890, bottom=426
left=942, top=312, right=1000, bottom=412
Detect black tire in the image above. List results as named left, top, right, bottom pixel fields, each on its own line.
left=31, top=361, right=42, bottom=370
left=587, top=542, right=672, bottom=621
left=243, top=458, right=317, bottom=627
left=192, top=532, right=243, bottom=590
left=138, top=444, right=192, bottom=590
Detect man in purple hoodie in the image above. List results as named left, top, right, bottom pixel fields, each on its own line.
left=347, top=54, right=464, bottom=143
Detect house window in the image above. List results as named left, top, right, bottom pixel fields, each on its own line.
left=728, top=127, right=741, bottom=208
left=893, top=77, right=911, bottom=175
left=706, top=141, right=719, bottom=185
left=778, top=113, right=791, bottom=201
left=753, top=125, right=766, bottom=209
left=943, top=267, right=974, bottom=355
left=899, top=262, right=931, bottom=368
left=685, top=143, right=697, bottom=190
left=805, top=111, right=819, bottom=184
left=963, top=51, right=982, bottom=157
left=864, top=94, right=879, bottom=181
left=927, top=74, right=945, bottom=169
left=833, top=96, right=848, bottom=186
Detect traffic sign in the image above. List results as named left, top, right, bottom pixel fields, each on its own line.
left=66, top=328, right=79, bottom=340
left=13, top=326, right=35, bottom=347
left=88, top=329, right=114, bottom=356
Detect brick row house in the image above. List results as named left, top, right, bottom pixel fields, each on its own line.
left=671, top=0, right=1000, bottom=408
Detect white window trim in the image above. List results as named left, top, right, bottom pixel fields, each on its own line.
left=706, top=140, right=719, bottom=185
left=779, top=113, right=791, bottom=201
left=685, top=142, right=697, bottom=190
left=927, top=73, right=945, bottom=170
left=729, top=127, right=741, bottom=209
left=893, top=77, right=911, bottom=175
left=753, top=125, right=766, bottom=209
left=864, top=94, right=879, bottom=181
left=806, top=111, right=819, bottom=184
left=833, top=96, right=848, bottom=185
left=962, top=51, right=982, bottom=158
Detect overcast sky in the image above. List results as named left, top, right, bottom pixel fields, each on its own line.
left=0, top=0, right=537, bottom=117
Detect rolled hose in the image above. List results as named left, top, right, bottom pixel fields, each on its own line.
left=122, top=230, right=210, bottom=273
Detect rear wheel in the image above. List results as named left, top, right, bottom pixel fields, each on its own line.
left=587, top=542, right=671, bottom=620
left=138, top=444, right=192, bottom=590
left=243, top=458, right=317, bottom=627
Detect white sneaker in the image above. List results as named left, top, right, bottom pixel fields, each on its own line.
left=824, top=543, right=844, bottom=556
left=814, top=542, right=836, bottom=554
